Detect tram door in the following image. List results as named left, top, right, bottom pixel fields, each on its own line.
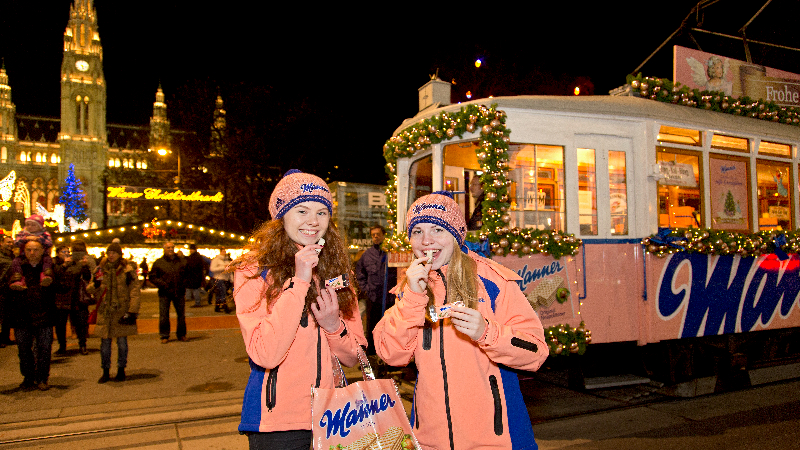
left=575, top=136, right=633, bottom=238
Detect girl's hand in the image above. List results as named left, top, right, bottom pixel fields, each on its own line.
left=405, top=257, right=431, bottom=294
left=450, top=306, right=487, bottom=341
left=310, top=286, right=341, bottom=333
left=294, top=244, right=321, bottom=282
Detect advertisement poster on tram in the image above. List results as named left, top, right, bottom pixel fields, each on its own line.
left=709, top=156, right=749, bottom=231
left=495, top=254, right=577, bottom=326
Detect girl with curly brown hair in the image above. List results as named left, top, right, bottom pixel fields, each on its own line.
left=230, top=170, right=367, bottom=450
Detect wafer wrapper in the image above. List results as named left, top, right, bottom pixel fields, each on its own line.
left=325, top=273, right=350, bottom=290
left=428, top=300, right=465, bottom=321
left=345, top=432, right=378, bottom=450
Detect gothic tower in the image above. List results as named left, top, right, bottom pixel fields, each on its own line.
left=59, top=0, right=107, bottom=223
left=209, top=94, right=227, bottom=158
left=0, top=62, right=16, bottom=143
left=149, top=84, right=171, bottom=152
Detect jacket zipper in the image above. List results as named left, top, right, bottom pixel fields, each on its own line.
left=436, top=269, right=455, bottom=450
left=489, top=375, right=503, bottom=435
left=265, top=366, right=278, bottom=412
left=315, top=326, right=322, bottom=388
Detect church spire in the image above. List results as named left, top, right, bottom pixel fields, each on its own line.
left=64, top=0, right=102, bottom=59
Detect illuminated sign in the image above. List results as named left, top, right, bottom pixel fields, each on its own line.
left=107, top=186, right=224, bottom=202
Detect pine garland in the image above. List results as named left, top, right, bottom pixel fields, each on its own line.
left=626, top=73, right=800, bottom=126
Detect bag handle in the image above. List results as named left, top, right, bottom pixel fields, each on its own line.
left=332, top=346, right=376, bottom=388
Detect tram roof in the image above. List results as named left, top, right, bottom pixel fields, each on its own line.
left=395, top=95, right=800, bottom=144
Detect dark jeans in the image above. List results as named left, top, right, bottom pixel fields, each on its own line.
left=55, top=307, right=89, bottom=349
left=214, top=279, right=229, bottom=305
left=159, top=295, right=186, bottom=339
left=100, top=336, right=128, bottom=369
left=246, top=430, right=312, bottom=450
left=15, top=326, right=52, bottom=383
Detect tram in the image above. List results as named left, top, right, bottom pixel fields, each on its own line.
left=381, top=76, right=800, bottom=388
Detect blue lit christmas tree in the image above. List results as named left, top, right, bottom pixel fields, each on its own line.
left=59, top=164, right=88, bottom=232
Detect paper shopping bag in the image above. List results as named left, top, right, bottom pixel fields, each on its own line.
left=311, top=377, right=419, bottom=450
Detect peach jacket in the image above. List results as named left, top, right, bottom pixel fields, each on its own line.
left=374, top=250, right=548, bottom=450
left=235, top=263, right=367, bottom=433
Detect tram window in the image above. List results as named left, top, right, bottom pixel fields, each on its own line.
left=507, top=144, right=565, bottom=232
left=444, top=142, right=481, bottom=228
left=758, top=141, right=792, bottom=158
left=609, top=151, right=628, bottom=235
left=756, top=161, right=792, bottom=231
left=656, top=148, right=702, bottom=228
left=657, top=126, right=702, bottom=146
left=408, top=155, right=433, bottom=212
left=577, top=148, right=597, bottom=235
left=711, top=134, right=749, bottom=153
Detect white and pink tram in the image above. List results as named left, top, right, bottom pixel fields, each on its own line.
left=381, top=77, right=800, bottom=388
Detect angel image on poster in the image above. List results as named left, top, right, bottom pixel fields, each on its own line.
left=686, top=55, right=733, bottom=95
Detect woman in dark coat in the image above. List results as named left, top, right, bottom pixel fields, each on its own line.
left=93, top=242, right=140, bottom=383
left=53, top=241, right=95, bottom=355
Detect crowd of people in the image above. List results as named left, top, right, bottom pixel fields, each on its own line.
left=0, top=214, right=235, bottom=391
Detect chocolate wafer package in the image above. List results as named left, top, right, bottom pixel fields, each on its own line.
left=428, top=300, right=465, bottom=321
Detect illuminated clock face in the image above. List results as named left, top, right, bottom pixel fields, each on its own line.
left=75, top=60, right=89, bottom=72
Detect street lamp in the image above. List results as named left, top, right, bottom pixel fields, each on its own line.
left=155, top=148, right=180, bottom=185
left=148, top=147, right=181, bottom=220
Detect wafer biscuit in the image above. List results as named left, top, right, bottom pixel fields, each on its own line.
left=425, top=249, right=433, bottom=264
left=345, top=432, right=377, bottom=450
left=367, top=426, right=404, bottom=450
left=526, top=276, right=564, bottom=310
left=316, top=237, right=326, bottom=254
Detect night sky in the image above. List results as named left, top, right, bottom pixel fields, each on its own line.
left=1, top=1, right=798, bottom=185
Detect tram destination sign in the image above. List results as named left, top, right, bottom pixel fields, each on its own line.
left=106, top=185, right=224, bottom=202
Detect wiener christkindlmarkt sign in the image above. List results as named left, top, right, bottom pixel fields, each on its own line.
left=106, top=186, right=224, bottom=202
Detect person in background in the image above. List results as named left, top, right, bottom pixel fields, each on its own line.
left=467, top=174, right=485, bottom=231
left=53, top=241, right=94, bottom=356
left=10, top=215, right=54, bottom=290
left=374, top=191, right=548, bottom=449
left=93, top=242, right=140, bottom=383
left=0, top=234, right=14, bottom=348
left=229, top=169, right=367, bottom=450
left=139, top=257, right=150, bottom=288
left=209, top=247, right=232, bottom=313
left=185, top=244, right=206, bottom=308
left=8, top=240, right=56, bottom=391
left=149, top=241, right=186, bottom=343
left=354, top=225, right=396, bottom=355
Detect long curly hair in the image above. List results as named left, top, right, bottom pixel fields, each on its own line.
left=229, top=218, right=357, bottom=319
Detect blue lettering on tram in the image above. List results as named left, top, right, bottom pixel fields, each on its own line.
left=657, top=252, right=800, bottom=337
